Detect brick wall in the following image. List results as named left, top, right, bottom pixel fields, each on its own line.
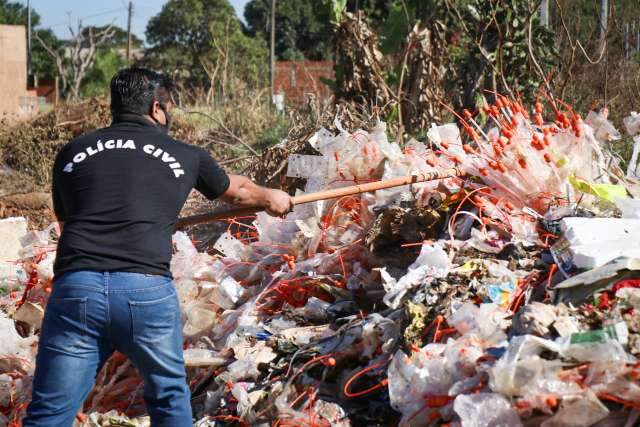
left=0, top=25, right=38, bottom=120
left=274, top=61, right=334, bottom=104
left=35, top=82, right=56, bottom=103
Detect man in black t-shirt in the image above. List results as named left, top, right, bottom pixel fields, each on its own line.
left=23, top=68, right=292, bottom=427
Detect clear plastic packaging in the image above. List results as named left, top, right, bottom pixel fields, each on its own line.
left=380, top=242, right=449, bottom=308
left=183, top=349, right=228, bottom=367
left=540, top=389, right=609, bottom=427
left=453, top=393, right=522, bottom=427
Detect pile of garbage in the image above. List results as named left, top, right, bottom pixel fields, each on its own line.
left=2, top=96, right=640, bottom=426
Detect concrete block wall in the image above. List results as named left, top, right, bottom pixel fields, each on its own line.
left=0, top=25, right=39, bottom=120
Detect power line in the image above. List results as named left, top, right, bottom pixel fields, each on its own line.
left=47, top=7, right=127, bottom=28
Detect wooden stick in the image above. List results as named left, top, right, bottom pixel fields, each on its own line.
left=176, top=167, right=465, bottom=229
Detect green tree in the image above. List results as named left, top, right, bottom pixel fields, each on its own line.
left=81, top=49, right=128, bottom=98
left=243, top=0, right=433, bottom=61
left=82, top=25, right=143, bottom=49
left=31, top=28, right=61, bottom=80
left=77, top=24, right=142, bottom=97
left=0, top=0, right=25, bottom=22
left=145, top=0, right=267, bottom=95
left=442, top=0, right=556, bottom=110
left=244, top=0, right=333, bottom=60
left=0, top=0, right=61, bottom=81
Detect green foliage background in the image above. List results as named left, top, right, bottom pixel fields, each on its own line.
left=144, top=0, right=268, bottom=94
left=80, top=50, right=128, bottom=98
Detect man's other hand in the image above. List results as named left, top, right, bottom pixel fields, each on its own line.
left=265, top=189, right=294, bottom=217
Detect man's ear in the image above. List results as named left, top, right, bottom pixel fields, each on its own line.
left=150, top=100, right=165, bottom=124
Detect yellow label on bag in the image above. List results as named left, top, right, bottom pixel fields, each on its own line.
left=568, top=175, right=628, bottom=202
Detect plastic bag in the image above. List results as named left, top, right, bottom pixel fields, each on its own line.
left=627, top=136, right=640, bottom=179
left=19, top=222, right=55, bottom=259
left=586, top=361, right=640, bottom=403
left=0, top=312, right=37, bottom=372
left=35, top=251, right=55, bottom=282
left=511, top=302, right=558, bottom=336
left=540, top=389, right=609, bottom=427
left=624, top=111, right=640, bottom=136
left=489, top=335, right=581, bottom=401
left=182, top=302, right=217, bottom=338
left=183, top=349, right=228, bottom=367
left=294, top=297, right=330, bottom=322
left=453, top=393, right=522, bottom=427
left=557, top=322, right=636, bottom=363
left=388, top=345, right=453, bottom=426
left=585, top=109, right=621, bottom=142
left=213, top=232, right=249, bottom=260
left=380, top=243, right=449, bottom=309
left=212, top=276, right=245, bottom=310
left=447, top=302, right=509, bottom=344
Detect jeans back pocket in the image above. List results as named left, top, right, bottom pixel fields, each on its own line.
left=129, top=293, right=177, bottom=345
left=41, top=297, right=89, bottom=350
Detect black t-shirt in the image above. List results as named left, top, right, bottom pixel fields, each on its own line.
left=52, top=113, right=230, bottom=278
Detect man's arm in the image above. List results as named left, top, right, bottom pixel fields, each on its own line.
left=219, top=175, right=293, bottom=217
left=51, top=150, right=68, bottom=229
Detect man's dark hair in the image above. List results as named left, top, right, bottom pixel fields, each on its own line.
left=110, top=68, right=176, bottom=116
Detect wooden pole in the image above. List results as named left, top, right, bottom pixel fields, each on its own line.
left=27, top=0, right=33, bottom=86
left=176, top=167, right=465, bottom=229
left=539, top=0, right=549, bottom=28
left=126, top=0, right=133, bottom=62
left=269, top=0, right=276, bottom=104
left=599, top=0, right=608, bottom=49
left=629, top=20, right=636, bottom=58
left=54, top=75, right=59, bottom=105
left=625, top=22, right=629, bottom=60
left=637, top=19, right=640, bottom=55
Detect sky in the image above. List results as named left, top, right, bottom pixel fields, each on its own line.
left=16, top=0, right=250, bottom=43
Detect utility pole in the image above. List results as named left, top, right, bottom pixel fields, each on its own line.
left=633, top=21, right=637, bottom=57
left=269, top=0, right=276, bottom=104
left=54, top=76, right=59, bottom=105
left=599, top=0, right=608, bottom=49
left=27, top=0, right=33, bottom=87
left=625, top=22, right=629, bottom=60
left=539, top=0, right=549, bottom=28
left=126, top=0, right=133, bottom=62
left=637, top=19, right=640, bottom=56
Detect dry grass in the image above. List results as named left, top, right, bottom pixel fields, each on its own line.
left=0, top=98, right=112, bottom=185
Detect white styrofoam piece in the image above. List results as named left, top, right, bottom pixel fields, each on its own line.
left=560, top=217, right=640, bottom=246
left=569, top=239, right=640, bottom=269
left=0, top=217, right=28, bottom=290
left=615, top=197, right=640, bottom=218
left=0, top=217, right=27, bottom=263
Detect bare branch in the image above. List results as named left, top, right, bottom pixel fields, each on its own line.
left=177, top=108, right=259, bottom=155
left=527, top=3, right=553, bottom=96
left=56, top=20, right=117, bottom=101
left=34, top=32, right=67, bottom=91
left=553, top=0, right=607, bottom=65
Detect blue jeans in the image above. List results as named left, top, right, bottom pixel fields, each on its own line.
left=23, top=271, right=192, bottom=427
